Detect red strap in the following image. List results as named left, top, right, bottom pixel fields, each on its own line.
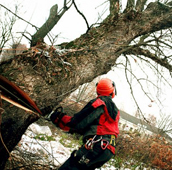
left=107, top=145, right=115, bottom=154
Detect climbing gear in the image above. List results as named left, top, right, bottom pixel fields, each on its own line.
left=109, top=135, right=116, bottom=146
left=101, top=139, right=109, bottom=150
left=85, top=135, right=102, bottom=150
left=96, top=78, right=117, bottom=98
left=84, top=135, right=110, bottom=151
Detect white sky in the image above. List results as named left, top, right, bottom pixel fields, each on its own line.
left=1, top=0, right=172, bottom=123
left=1, top=0, right=110, bottom=45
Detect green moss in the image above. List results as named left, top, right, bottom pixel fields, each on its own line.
left=59, top=132, right=82, bottom=148
left=34, top=134, right=55, bottom=141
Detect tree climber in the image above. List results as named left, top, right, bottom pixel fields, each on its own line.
left=44, top=78, right=120, bottom=170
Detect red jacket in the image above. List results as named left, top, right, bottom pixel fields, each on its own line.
left=57, top=96, right=120, bottom=154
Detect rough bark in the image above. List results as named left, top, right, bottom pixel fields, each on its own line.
left=0, top=102, right=39, bottom=169
left=1, top=0, right=172, bottom=169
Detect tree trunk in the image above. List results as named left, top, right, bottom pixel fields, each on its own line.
left=0, top=102, right=39, bottom=169
left=1, top=1, right=172, bottom=168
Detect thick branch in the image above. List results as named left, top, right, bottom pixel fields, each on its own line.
left=109, top=0, right=119, bottom=16
left=124, top=0, right=135, bottom=12
left=135, top=0, right=147, bottom=12
left=31, top=3, right=70, bottom=46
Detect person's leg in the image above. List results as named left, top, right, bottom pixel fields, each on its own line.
left=87, top=148, right=113, bottom=169
left=58, top=146, right=96, bottom=170
left=58, top=143, right=114, bottom=170
left=58, top=150, right=80, bottom=170
left=74, top=142, right=114, bottom=170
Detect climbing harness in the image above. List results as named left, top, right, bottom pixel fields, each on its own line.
left=85, top=135, right=109, bottom=150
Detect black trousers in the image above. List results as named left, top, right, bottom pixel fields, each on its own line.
left=58, top=142, right=114, bottom=170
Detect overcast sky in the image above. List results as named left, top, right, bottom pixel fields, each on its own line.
left=1, top=0, right=110, bottom=45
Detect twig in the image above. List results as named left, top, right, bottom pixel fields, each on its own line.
left=0, top=4, right=38, bottom=30
left=72, top=0, right=90, bottom=32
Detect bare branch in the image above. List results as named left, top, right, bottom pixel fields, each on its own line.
left=31, top=2, right=72, bottom=46
left=0, top=4, right=38, bottom=30
left=124, top=47, right=172, bottom=72
left=72, top=0, right=90, bottom=32
left=134, top=55, right=172, bottom=89
left=123, top=55, right=150, bottom=122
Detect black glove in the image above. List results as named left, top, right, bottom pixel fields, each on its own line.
left=50, top=106, right=66, bottom=124
left=40, top=105, right=53, bottom=116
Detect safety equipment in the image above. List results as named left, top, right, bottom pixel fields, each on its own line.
left=96, top=78, right=116, bottom=98
left=47, top=106, right=70, bottom=132
left=85, top=135, right=109, bottom=150
left=85, top=135, right=102, bottom=150
left=50, top=106, right=65, bottom=124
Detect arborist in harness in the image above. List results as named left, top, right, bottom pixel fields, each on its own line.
left=43, top=78, right=120, bottom=170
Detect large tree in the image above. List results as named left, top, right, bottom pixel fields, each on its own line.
left=1, top=0, right=172, bottom=169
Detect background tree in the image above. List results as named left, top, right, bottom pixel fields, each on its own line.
left=157, top=113, right=172, bottom=136
left=1, top=0, right=172, bottom=169
left=0, top=4, right=19, bottom=61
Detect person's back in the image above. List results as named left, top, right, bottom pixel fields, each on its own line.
left=43, top=78, right=120, bottom=170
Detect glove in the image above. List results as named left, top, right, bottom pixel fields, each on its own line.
left=40, top=105, right=53, bottom=116
left=50, top=106, right=66, bottom=125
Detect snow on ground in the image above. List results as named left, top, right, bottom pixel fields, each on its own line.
left=12, top=123, right=149, bottom=170
left=13, top=123, right=71, bottom=167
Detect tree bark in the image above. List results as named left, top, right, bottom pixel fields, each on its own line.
left=0, top=101, right=39, bottom=169
left=1, top=0, right=172, bottom=169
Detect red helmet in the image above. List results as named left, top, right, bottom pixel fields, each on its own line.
left=96, top=78, right=116, bottom=98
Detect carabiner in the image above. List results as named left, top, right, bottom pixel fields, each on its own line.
left=101, top=139, right=109, bottom=150
left=85, top=138, right=93, bottom=150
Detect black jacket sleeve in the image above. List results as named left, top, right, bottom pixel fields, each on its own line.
left=66, top=100, right=104, bottom=134
left=74, top=106, right=104, bottom=133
